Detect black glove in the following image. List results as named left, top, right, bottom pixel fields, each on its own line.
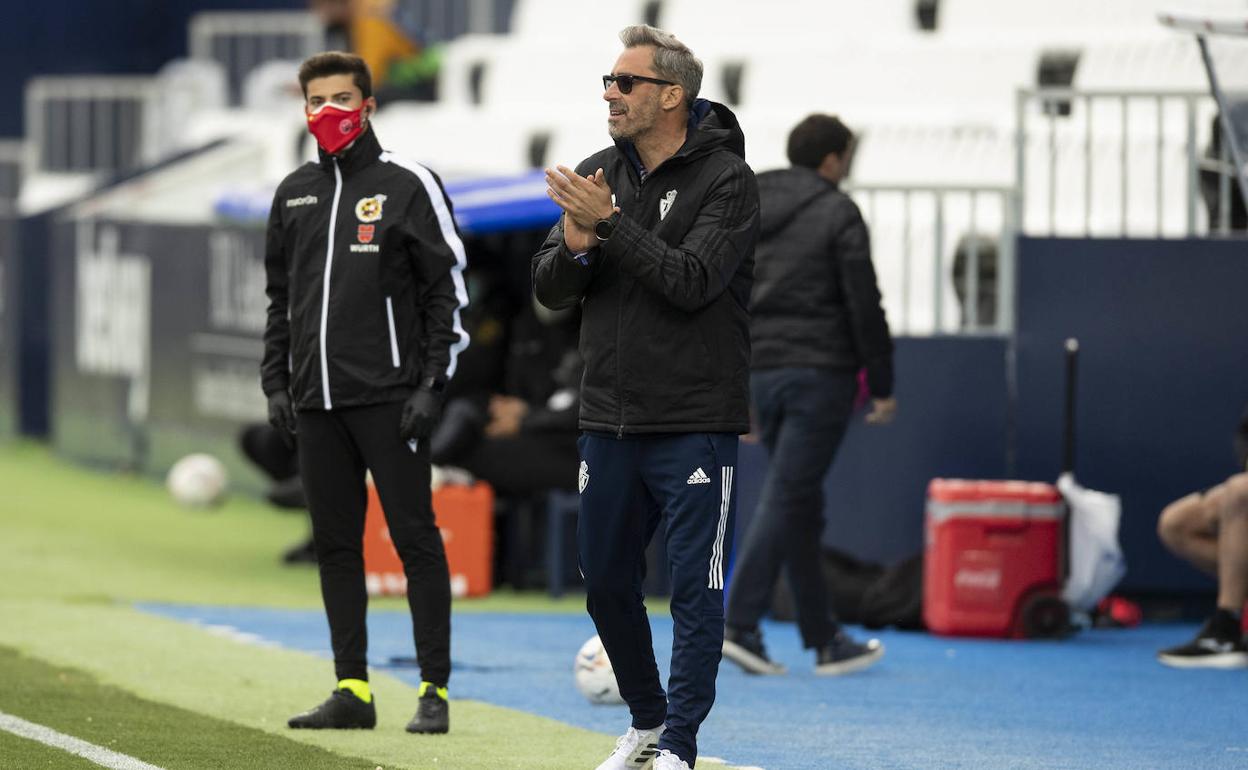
left=399, top=386, right=443, bottom=442
left=267, top=391, right=296, bottom=443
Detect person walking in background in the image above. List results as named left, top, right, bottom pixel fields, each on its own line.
left=722, top=114, right=896, bottom=677
left=533, top=25, right=759, bottom=770
left=1155, top=406, right=1248, bottom=668
left=261, top=51, right=468, bottom=734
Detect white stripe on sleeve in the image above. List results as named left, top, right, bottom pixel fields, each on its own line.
left=380, top=152, right=471, bottom=378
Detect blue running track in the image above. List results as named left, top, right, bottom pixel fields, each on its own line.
left=141, top=604, right=1248, bottom=770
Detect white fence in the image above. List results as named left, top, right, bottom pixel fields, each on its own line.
left=24, top=77, right=160, bottom=175
left=189, top=12, right=324, bottom=104
left=848, top=183, right=1016, bottom=336
left=0, top=142, right=22, bottom=202
left=1013, top=87, right=1244, bottom=238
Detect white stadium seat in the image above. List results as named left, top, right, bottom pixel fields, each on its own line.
left=737, top=41, right=1037, bottom=125
left=937, top=0, right=1171, bottom=42
left=658, top=0, right=922, bottom=50
left=509, top=0, right=650, bottom=39
left=370, top=103, right=548, bottom=178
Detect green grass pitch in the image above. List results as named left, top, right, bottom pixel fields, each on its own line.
left=0, top=443, right=696, bottom=769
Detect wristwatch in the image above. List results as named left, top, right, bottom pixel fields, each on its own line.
left=594, top=211, right=621, bottom=242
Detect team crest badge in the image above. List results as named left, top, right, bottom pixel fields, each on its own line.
left=659, top=189, right=678, bottom=220
left=578, top=461, right=589, bottom=494
left=357, top=224, right=375, bottom=243
left=355, top=194, right=387, bottom=223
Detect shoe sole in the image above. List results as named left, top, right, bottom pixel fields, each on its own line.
left=1157, top=651, right=1248, bottom=669
left=287, top=723, right=375, bottom=729
left=406, top=726, right=449, bottom=734
left=815, top=643, right=885, bottom=676
left=722, top=639, right=787, bottom=675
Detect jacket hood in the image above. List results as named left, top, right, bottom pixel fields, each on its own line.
left=684, top=99, right=747, bottom=161
left=756, top=166, right=836, bottom=238
left=616, top=99, right=748, bottom=172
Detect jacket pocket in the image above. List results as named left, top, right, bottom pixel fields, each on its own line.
left=384, top=296, right=401, bottom=368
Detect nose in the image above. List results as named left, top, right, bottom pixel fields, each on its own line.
left=603, top=82, right=621, bottom=101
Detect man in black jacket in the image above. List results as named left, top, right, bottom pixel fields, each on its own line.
left=722, top=114, right=896, bottom=678
left=533, top=25, right=758, bottom=770
left=262, top=52, right=468, bottom=734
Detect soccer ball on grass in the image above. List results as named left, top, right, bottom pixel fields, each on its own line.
left=166, top=453, right=228, bottom=508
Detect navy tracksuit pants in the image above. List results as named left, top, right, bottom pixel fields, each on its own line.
left=577, top=431, right=737, bottom=767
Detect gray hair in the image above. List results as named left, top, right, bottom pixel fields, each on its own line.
left=619, top=25, right=702, bottom=106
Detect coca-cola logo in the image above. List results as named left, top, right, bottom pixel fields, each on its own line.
left=954, top=567, right=1001, bottom=590
left=339, top=118, right=354, bottom=134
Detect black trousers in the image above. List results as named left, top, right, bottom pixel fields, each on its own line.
left=296, top=401, right=451, bottom=686
left=726, top=368, right=857, bottom=649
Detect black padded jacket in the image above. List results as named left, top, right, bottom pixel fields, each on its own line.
left=261, top=127, right=469, bottom=411
left=749, top=166, right=894, bottom=398
left=532, top=100, right=760, bottom=435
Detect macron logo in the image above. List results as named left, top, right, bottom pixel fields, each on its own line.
left=687, top=467, right=711, bottom=485
left=286, top=195, right=318, bottom=208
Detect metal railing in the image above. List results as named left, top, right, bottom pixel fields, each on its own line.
left=396, top=0, right=512, bottom=41
left=1013, top=87, right=1244, bottom=238
left=847, top=183, right=1017, bottom=336
left=0, top=142, right=22, bottom=202
left=24, top=77, right=159, bottom=175
left=189, top=12, right=324, bottom=105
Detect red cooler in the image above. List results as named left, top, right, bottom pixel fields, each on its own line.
left=363, top=481, right=494, bottom=598
left=924, top=479, right=1067, bottom=638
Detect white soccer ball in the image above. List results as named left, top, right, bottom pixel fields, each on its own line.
left=166, top=453, right=228, bottom=508
left=574, top=635, right=624, bottom=705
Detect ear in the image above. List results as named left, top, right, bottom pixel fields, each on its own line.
left=662, top=85, right=685, bottom=112
left=363, top=96, right=379, bottom=120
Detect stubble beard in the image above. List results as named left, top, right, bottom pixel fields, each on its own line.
left=607, top=98, right=657, bottom=141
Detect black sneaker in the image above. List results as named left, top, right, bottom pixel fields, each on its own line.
left=281, top=536, right=317, bottom=565
left=1158, top=610, right=1248, bottom=669
left=405, top=684, right=449, bottom=734
left=815, top=630, right=884, bottom=676
left=287, top=688, right=376, bottom=729
left=722, top=626, right=787, bottom=675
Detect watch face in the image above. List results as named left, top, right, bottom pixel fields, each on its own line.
left=595, top=218, right=613, bottom=240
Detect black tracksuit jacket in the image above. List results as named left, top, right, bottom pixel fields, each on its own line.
left=749, top=166, right=894, bottom=398
left=261, top=128, right=469, bottom=410
left=532, top=100, right=760, bottom=435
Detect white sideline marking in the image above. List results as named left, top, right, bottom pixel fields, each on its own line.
left=199, top=622, right=279, bottom=648
left=700, top=757, right=765, bottom=770
left=0, top=710, right=166, bottom=769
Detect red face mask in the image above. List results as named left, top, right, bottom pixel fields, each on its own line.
left=307, top=102, right=366, bottom=154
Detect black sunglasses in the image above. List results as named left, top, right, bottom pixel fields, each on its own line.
left=602, top=74, right=676, bottom=94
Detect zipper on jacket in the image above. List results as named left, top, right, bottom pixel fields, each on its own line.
left=385, top=296, right=401, bottom=368
left=318, top=158, right=344, bottom=409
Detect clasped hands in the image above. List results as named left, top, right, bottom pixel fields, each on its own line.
left=545, top=165, right=619, bottom=254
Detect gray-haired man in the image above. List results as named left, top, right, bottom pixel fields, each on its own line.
left=533, top=25, right=759, bottom=770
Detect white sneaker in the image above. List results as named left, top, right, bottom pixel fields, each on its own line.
left=595, top=725, right=665, bottom=770
left=653, top=749, right=691, bottom=770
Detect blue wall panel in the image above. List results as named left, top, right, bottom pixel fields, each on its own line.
left=734, top=336, right=1011, bottom=567
left=1014, top=237, right=1248, bottom=593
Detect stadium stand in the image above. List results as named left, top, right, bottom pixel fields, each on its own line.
left=15, top=0, right=1248, bottom=332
